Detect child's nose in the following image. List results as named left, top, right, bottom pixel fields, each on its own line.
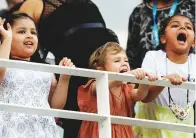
left=26, top=32, right=33, bottom=38
left=122, top=61, right=128, bottom=65
left=180, top=26, right=186, bottom=30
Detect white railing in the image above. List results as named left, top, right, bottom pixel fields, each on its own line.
left=0, top=59, right=195, bottom=137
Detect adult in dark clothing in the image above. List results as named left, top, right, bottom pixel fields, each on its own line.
left=19, top=0, right=119, bottom=137
left=126, top=0, right=195, bottom=69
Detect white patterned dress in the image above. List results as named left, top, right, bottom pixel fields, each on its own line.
left=0, top=68, right=60, bottom=138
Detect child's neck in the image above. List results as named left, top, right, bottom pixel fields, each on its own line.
left=149, top=0, right=174, bottom=8
left=166, top=50, right=188, bottom=64
left=110, top=81, right=122, bottom=98
left=109, top=81, right=122, bottom=89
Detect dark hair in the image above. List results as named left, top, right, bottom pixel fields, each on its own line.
left=6, top=13, right=36, bottom=28
left=157, top=14, right=195, bottom=54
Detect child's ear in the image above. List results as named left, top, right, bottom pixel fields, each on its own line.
left=191, top=39, right=196, bottom=48
left=160, top=35, right=166, bottom=44
left=96, top=66, right=103, bottom=71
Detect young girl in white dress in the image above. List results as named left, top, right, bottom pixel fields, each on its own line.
left=0, top=13, right=75, bottom=138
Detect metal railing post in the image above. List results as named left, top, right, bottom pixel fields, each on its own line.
left=96, top=73, right=111, bottom=138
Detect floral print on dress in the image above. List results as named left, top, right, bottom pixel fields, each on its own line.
left=0, top=68, right=60, bottom=138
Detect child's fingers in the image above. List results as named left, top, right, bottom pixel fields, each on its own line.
left=59, top=58, right=65, bottom=66
left=59, top=57, right=76, bottom=68
left=152, top=75, right=158, bottom=81
left=130, top=69, right=145, bottom=80
left=69, top=65, right=76, bottom=68
left=131, top=69, right=138, bottom=79
left=0, top=26, right=3, bottom=33
left=0, top=26, right=8, bottom=36
left=59, top=57, right=67, bottom=66
left=148, top=76, right=154, bottom=81
left=182, top=77, right=187, bottom=82
left=135, top=70, right=144, bottom=80
left=2, top=18, right=5, bottom=26
left=7, top=23, right=11, bottom=31
left=138, top=69, right=146, bottom=80
left=0, top=17, right=3, bottom=26
left=0, top=23, right=12, bottom=38
left=0, top=18, right=5, bottom=26
left=163, top=74, right=184, bottom=85
left=176, top=75, right=183, bottom=85
left=133, top=71, right=139, bottom=79
left=68, top=62, right=76, bottom=67
left=67, top=62, right=74, bottom=67
left=63, top=58, right=71, bottom=66
left=147, top=73, right=157, bottom=81
left=131, top=69, right=143, bottom=80
left=170, top=75, right=183, bottom=85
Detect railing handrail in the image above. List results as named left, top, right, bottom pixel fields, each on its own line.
left=0, top=58, right=195, bottom=137
left=0, top=59, right=194, bottom=90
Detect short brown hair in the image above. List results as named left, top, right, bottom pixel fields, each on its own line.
left=89, top=42, right=124, bottom=70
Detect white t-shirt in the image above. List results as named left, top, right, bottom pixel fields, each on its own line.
left=142, top=50, right=196, bottom=107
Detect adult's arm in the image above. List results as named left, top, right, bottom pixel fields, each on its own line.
left=19, top=0, right=43, bottom=24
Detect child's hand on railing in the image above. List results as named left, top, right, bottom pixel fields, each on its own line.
left=145, top=72, right=158, bottom=81
left=161, top=74, right=187, bottom=85
left=127, top=68, right=158, bottom=81
left=59, top=57, right=75, bottom=79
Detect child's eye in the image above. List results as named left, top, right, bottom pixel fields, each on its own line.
left=18, top=30, right=26, bottom=34
left=171, top=24, right=178, bottom=28
left=114, top=60, right=120, bottom=62
left=31, top=31, right=37, bottom=35
left=186, top=26, right=193, bottom=30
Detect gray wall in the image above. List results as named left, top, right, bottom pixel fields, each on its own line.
left=0, top=0, right=142, bottom=49
left=0, top=0, right=7, bottom=9
left=93, top=0, right=142, bottom=49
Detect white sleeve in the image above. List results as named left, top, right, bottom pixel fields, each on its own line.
left=141, top=51, right=157, bottom=75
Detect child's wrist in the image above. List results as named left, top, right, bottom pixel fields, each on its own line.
left=60, top=75, right=71, bottom=80
left=2, top=38, right=12, bottom=44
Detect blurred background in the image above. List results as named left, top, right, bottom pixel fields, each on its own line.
left=0, top=0, right=142, bottom=49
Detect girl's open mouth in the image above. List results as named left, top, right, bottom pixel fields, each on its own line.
left=120, top=69, right=127, bottom=73
left=177, top=33, right=186, bottom=44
